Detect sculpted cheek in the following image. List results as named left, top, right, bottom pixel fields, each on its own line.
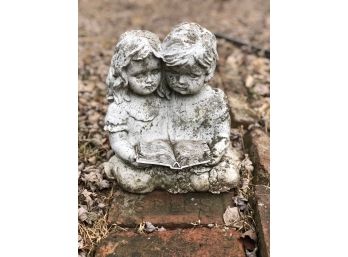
left=155, top=74, right=161, bottom=82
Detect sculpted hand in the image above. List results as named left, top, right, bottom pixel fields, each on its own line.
left=128, top=148, right=151, bottom=168
left=207, top=138, right=229, bottom=166
left=206, top=150, right=224, bottom=166
left=127, top=148, right=137, bottom=163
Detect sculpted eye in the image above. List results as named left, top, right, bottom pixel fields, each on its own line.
left=135, top=73, right=144, bottom=79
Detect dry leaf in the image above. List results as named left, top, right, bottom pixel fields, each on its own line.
left=78, top=163, right=85, bottom=171
left=144, top=222, right=157, bottom=233
left=241, top=177, right=250, bottom=191
left=157, top=226, right=166, bottom=232
left=246, top=247, right=258, bottom=257
left=78, top=207, right=88, bottom=222
left=252, top=83, right=269, bottom=96
left=223, top=206, right=240, bottom=226
left=245, top=75, right=254, bottom=88
left=242, top=229, right=257, bottom=241
left=86, top=211, right=99, bottom=224
left=81, top=189, right=95, bottom=208
left=241, top=229, right=257, bottom=253
left=88, top=156, right=97, bottom=164
left=82, top=172, right=99, bottom=183
left=98, top=179, right=110, bottom=190
left=241, top=154, right=254, bottom=173
left=98, top=203, right=106, bottom=209
left=234, top=196, right=249, bottom=212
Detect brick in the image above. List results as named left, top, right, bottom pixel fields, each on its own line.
left=108, top=190, right=236, bottom=227
left=244, top=128, right=270, bottom=185
left=95, top=228, right=245, bottom=257
left=227, top=93, right=259, bottom=127
left=253, top=185, right=270, bottom=257
left=245, top=128, right=270, bottom=257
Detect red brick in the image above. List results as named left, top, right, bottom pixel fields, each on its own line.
left=227, top=93, right=259, bottom=127
left=245, top=128, right=270, bottom=185
left=95, top=228, right=245, bottom=257
left=253, top=185, right=270, bottom=257
left=245, top=128, right=270, bottom=257
left=108, top=190, right=236, bottom=227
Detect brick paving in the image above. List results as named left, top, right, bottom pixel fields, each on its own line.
left=107, top=190, right=237, bottom=228
left=95, top=228, right=245, bottom=257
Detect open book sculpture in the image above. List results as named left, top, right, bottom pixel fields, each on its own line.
left=136, top=140, right=211, bottom=169
left=103, top=23, right=241, bottom=193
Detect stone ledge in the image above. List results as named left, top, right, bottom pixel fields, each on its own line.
left=108, top=190, right=236, bottom=228
left=95, top=228, right=245, bottom=257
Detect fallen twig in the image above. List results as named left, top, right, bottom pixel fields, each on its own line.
left=214, top=32, right=270, bottom=59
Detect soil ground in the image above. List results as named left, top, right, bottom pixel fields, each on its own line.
left=78, top=0, right=269, bottom=256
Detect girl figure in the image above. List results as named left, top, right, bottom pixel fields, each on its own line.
left=104, top=30, right=167, bottom=167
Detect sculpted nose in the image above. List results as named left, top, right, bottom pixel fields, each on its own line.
left=179, top=76, right=185, bottom=84
left=146, top=75, right=153, bottom=83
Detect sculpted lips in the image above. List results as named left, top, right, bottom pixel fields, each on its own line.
left=144, top=83, right=157, bottom=89
left=175, top=83, right=188, bottom=89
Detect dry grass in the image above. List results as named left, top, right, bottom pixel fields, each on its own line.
left=78, top=187, right=115, bottom=256
left=79, top=213, right=110, bottom=256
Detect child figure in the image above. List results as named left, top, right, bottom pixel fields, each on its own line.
left=104, top=30, right=167, bottom=167
left=161, top=22, right=231, bottom=166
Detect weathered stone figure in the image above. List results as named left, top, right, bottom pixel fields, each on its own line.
left=104, top=23, right=240, bottom=194
left=162, top=22, right=230, bottom=166
left=104, top=30, right=167, bottom=166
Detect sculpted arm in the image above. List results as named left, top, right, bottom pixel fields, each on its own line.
left=109, top=131, right=136, bottom=163
left=105, top=102, right=137, bottom=165
left=208, top=91, right=231, bottom=165
left=209, top=120, right=230, bottom=165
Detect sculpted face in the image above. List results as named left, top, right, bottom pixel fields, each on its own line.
left=165, top=63, right=206, bottom=95
left=127, top=54, right=161, bottom=95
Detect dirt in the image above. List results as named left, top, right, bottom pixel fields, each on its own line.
left=78, top=0, right=269, bottom=256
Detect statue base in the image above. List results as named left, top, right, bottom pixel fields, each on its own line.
left=103, top=145, right=241, bottom=194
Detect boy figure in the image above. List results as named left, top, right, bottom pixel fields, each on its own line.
left=161, top=22, right=231, bottom=165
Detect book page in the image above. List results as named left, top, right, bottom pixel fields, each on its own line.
left=136, top=140, right=177, bottom=168
left=173, top=140, right=211, bottom=168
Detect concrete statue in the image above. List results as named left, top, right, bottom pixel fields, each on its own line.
left=103, top=22, right=241, bottom=194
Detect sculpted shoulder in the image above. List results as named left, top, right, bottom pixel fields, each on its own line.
left=104, top=102, right=128, bottom=132
left=106, top=102, right=126, bottom=118
left=200, top=84, right=228, bottom=104
left=201, top=84, right=229, bottom=119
